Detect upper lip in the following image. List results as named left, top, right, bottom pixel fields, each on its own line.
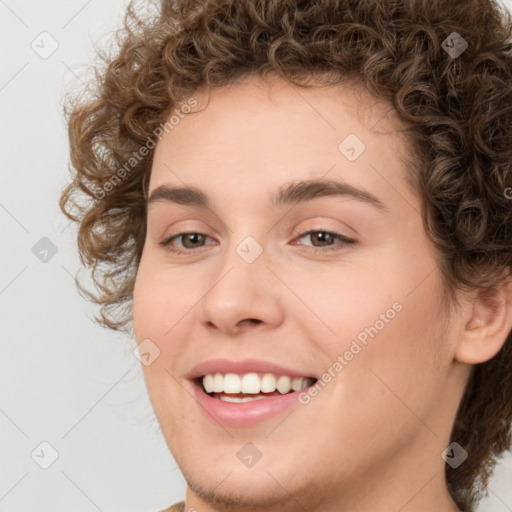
left=186, top=358, right=317, bottom=380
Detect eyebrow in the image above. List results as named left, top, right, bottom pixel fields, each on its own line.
left=147, top=178, right=387, bottom=212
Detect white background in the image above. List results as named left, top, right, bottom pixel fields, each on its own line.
left=1, top=1, right=511, bottom=511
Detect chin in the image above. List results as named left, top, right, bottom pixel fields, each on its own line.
left=184, top=466, right=310, bottom=511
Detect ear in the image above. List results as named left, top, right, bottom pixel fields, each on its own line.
left=455, top=275, right=512, bottom=364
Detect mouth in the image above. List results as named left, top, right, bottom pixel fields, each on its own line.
left=196, top=372, right=317, bottom=402
left=195, top=372, right=317, bottom=403
left=186, top=358, right=319, bottom=427
left=189, top=370, right=318, bottom=427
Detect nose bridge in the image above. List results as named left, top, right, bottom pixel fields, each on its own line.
left=215, top=222, right=270, bottom=283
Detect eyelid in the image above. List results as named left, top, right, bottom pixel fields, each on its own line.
left=159, top=226, right=357, bottom=255
left=291, top=223, right=355, bottom=240
left=291, top=228, right=357, bottom=251
left=159, top=231, right=216, bottom=252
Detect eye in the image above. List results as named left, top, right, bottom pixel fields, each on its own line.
left=159, top=228, right=356, bottom=255
left=292, top=229, right=356, bottom=252
left=159, top=232, right=215, bottom=254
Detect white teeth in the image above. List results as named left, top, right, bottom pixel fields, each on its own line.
left=212, top=373, right=224, bottom=393
left=201, top=372, right=314, bottom=395
left=260, top=373, right=276, bottom=392
left=276, top=375, right=292, bottom=394
left=224, top=373, right=241, bottom=394
left=291, top=377, right=304, bottom=391
left=203, top=374, right=214, bottom=393
left=241, top=373, right=260, bottom=393
left=219, top=395, right=267, bottom=403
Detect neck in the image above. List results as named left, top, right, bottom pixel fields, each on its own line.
left=184, top=450, right=462, bottom=512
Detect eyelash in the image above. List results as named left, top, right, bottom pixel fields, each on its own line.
left=158, top=229, right=356, bottom=255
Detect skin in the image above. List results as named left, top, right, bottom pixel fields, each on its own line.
left=132, top=74, right=512, bottom=512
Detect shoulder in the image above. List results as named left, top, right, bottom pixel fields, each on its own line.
left=157, top=501, right=185, bottom=512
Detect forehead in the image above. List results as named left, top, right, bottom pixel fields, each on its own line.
left=187, top=74, right=402, bottom=125
left=148, top=75, right=413, bottom=207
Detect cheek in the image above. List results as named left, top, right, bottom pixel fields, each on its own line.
left=132, top=254, right=198, bottom=341
left=297, top=252, right=448, bottom=415
left=132, top=255, right=206, bottom=391
left=280, top=258, right=400, bottom=353
left=132, top=262, right=188, bottom=435
left=335, top=277, right=449, bottom=436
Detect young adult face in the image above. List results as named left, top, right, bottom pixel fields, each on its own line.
left=132, top=75, right=470, bottom=512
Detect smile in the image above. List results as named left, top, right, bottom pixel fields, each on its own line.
left=201, top=372, right=315, bottom=402
left=187, top=359, right=318, bottom=427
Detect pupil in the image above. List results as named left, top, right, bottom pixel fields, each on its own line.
left=185, top=233, right=202, bottom=247
left=315, top=232, right=331, bottom=245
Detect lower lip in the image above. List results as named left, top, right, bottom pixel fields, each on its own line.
left=190, top=381, right=310, bottom=428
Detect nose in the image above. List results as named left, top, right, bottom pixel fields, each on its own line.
left=198, top=240, right=285, bottom=336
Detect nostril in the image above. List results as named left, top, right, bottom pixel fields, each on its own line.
left=237, top=318, right=262, bottom=328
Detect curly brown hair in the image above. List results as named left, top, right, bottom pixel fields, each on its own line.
left=59, top=0, right=512, bottom=509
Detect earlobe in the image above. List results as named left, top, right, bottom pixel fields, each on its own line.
left=455, top=277, right=512, bottom=364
